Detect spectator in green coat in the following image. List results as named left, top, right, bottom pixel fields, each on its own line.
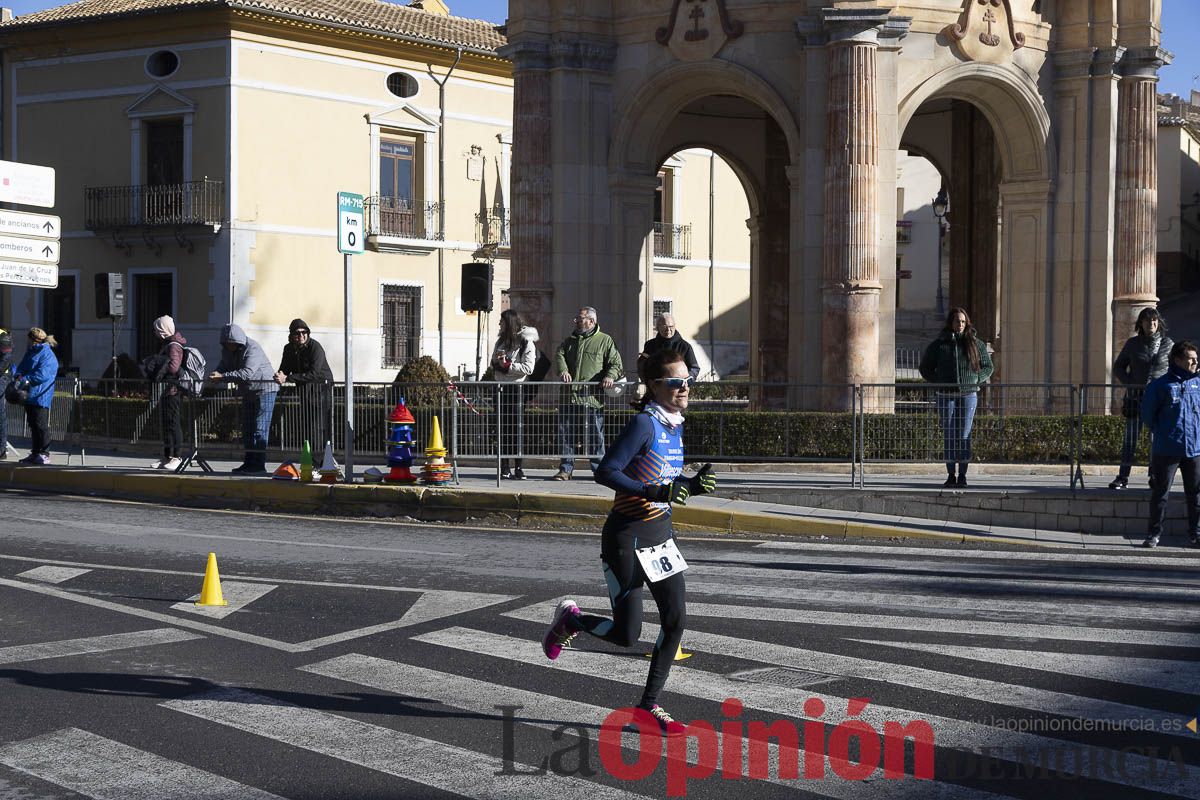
left=919, top=307, right=994, bottom=488
left=553, top=306, right=624, bottom=480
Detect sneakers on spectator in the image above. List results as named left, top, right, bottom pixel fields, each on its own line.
left=643, top=704, right=687, bottom=737
left=541, top=599, right=580, bottom=660
left=500, top=469, right=515, bottom=480
left=163, top=457, right=183, bottom=471
left=0, top=449, right=7, bottom=461
left=513, top=468, right=527, bottom=480
left=551, top=469, right=572, bottom=481
left=956, top=476, right=968, bottom=488
left=152, top=459, right=169, bottom=470
left=231, top=463, right=267, bottom=475
left=18, top=453, right=44, bottom=465
left=1108, top=476, right=1128, bottom=490
left=1189, top=531, right=1199, bottom=547
left=942, top=476, right=956, bottom=488
left=1142, top=535, right=1160, bottom=549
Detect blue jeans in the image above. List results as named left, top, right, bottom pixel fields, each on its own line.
left=1117, top=414, right=1145, bottom=479
left=242, top=390, right=278, bottom=468
left=937, top=392, right=978, bottom=469
left=559, top=404, right=605, bottom=473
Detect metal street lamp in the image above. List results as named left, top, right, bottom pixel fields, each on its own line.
left=932, top=188, right=949, bottom=315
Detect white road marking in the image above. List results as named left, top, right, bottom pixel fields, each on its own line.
left=506, top=595, right=1200, bottom=648
left=301, top=653, right=1013, bottom=798
left=413, top=627, right=1200, bottom=798
left=0, top=728, right=282, bottom=800
left=0, top=628, right=201, bottom=665
left=685, top=580, right=1200, bottom=625
left=163, top=687, right=653, bottom=800
left=295, top=590, right=519, bottom=648
left=16, top=565, right=91, bottom=583
left=171, top=581, right=278, bottom=619
left=850, top=639, right=1200, bottom=692
left=753, top=539, right=1200, bottom=567
left=503, top=603, right=1194, bottom=734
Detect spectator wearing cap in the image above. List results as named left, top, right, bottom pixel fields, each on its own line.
left=140, top=315, right=187, bottom=470
left=274, top=318, right=334, bottom=450
left=0, top=327, right=13, bottom=460
left=12, top=327, right=59, bottom=465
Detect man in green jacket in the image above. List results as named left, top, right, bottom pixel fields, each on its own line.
left=553, top=306, right=624, bottom=480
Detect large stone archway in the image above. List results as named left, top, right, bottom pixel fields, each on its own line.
left=502, top=0, right=1167, bottom=394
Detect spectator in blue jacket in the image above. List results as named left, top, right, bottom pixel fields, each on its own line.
left=209, top=323, right=278, bottom=475
left=12, top=327, right=59, bottom=465
left=0, top=327, right=13, bottom=460
left=1140, top=339, right=1200, bottom=548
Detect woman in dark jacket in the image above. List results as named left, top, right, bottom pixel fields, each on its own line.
left=0, top=328, right=12, bottom=460
left=919, top=307, right=995, bottom=488
left=1109, top=307, right=1173, bottom=489
left=141, top=315, right=186, bottom=470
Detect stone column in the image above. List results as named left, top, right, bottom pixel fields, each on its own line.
left=821, top=9, right=889, bottom=402
left=497, top=39, right=553, bottom=341
left=1113, top=47, right=1169, bottom=350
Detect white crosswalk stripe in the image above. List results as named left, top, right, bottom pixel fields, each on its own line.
left=300, top=652, right=1013, bottom=799
left=162, top=687, right=655, bottom=800
left=412, top=626, right=1200, bottom=798
left=171, top=581, right=278, bottom=619
left=16, top=565, right=91, bottom=583
left=752, top=540, right=1200, bottom=568
left=0, top=728, right=282, bottom=800
left=0, top=628, right=202, bottom=665
left=503, top=600, right=1194, bottom=735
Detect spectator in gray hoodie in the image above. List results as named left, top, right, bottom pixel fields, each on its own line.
left=210, top=323, right=278, bottom=474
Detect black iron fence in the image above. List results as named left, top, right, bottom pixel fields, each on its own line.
left=84, top=180, right=224, bottom=229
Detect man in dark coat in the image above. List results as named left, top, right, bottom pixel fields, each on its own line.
left=0, top=327, right=12, bottom=459
left=274, top=318, right=334, bottom=450
left=638, top=313, right=700, bottom=381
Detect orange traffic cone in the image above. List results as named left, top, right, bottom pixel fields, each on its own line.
left=195, top=552, right=228, bottom=607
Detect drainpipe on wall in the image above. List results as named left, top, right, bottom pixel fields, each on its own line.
left=428, top=46, right=463, bottom=367
left=708, top=151, right=716, bottom=379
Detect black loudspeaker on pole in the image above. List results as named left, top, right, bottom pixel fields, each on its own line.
left=460, top=262, right=493, bottom=313
left=94, top=272, right=125, bottom=319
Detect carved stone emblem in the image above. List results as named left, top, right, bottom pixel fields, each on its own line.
left=656, top=0, right=744, bottom=62
left=943, top=0, right=1025, bottom=65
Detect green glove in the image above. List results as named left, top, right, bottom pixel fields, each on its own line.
left=689, top=463, right=716, bottom=496
left=644, top=478, right=692, bottom=505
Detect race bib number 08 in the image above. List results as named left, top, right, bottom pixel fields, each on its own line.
left=635, top=539, right=688, bottom=583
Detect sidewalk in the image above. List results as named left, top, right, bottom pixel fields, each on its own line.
left=1, top=441, right=1190, bottom=550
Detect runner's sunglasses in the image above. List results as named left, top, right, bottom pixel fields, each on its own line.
left=653, top=377, right=695, bottom=389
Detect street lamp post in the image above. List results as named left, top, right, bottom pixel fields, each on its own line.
left=932, top=188, right=949, bottom=316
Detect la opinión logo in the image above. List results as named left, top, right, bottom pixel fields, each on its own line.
left=498, top=696, right=935, bottom=796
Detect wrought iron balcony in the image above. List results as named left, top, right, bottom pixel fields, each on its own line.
left=84, top=179, right=223, bottom=229
left=365, top=196, right=443, bottom=241
left=475, top=208, right=510, bottom=248
left=654, top=222, right=692, bottom=260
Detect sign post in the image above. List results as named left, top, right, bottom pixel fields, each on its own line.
left=337, top=191, right=365, bottom=481
left=0, top=208, right=61, bottom=289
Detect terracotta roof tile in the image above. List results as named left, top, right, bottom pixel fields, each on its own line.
left=0, top=0, right=506, bottom=53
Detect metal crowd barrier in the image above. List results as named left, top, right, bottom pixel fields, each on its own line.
left=3, top=376, right=84, bottom=464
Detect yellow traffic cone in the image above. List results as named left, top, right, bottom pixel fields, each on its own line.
left=425, top=414, right=447, bottom=456
left=195, top=552, right=228, bottom=607
left=645, top=644, right=691, bottom=661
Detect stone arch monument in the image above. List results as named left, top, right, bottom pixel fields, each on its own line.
left=501, top=1, right=1167, bottom=399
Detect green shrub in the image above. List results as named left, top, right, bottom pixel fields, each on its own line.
left=392, top=356, right=452, bottom=407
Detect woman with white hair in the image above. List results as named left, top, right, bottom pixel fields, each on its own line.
left=12, top=327, right=58, bottom=465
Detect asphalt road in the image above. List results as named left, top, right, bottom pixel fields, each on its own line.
left=0, top=489, right=1197, bottom=799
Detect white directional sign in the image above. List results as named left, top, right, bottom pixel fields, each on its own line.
left=337, top=191, right=364, bottom=255
left=0, top=234, right=58, bottom=264
left=0, top=159, right=55, bottom=208
left=0, top=261, right=57, bottom=288
left=0, top=209, right=59, bottom=239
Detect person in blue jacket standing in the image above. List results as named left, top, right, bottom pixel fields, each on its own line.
left=0, top=328, right=13, bottom=460
left=12, top=327, right=59, bottom=465
left=1140, top=339, right=1200, bottom=548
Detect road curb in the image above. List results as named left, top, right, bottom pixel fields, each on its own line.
left=0, top=463, right=1040, bottom=545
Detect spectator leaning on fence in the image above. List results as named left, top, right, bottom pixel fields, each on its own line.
left=918, top=307, right=994, bottom=488
left=0, top=328, right=13, bottom=460
left=274, top=318, right=334, bottom=451
left=1109, top=307, right=1173, bottom=490
left=141, top=315, right=186, bottom=471
left=1140, top=339, right=1200, bottom=549
left=638, top=313, right=700, bottom=382
left=491, top=309, right=539, bottom=480
left=11, top=327, right=59, bottom=466
left=553, top=306, right=624, bottom=481
left=210, top=323, right=278, bottom=475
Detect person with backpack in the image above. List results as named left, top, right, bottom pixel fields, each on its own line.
left=140, top=315, right=187, bottom=470
left=12, top=327, right=59, bottom=465
left=209, top=323, right=278, bottom=475
left=274, top=319, right=334, bottom=452
left=0, top=328, right=13, bottom=460
left=490, top=309, right=539, bottom=479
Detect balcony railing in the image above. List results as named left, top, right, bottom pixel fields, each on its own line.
left=896, top=220, right=913, bottom=245
left=84, top=180, right=223, bottom=229
left=475, top=208, right=510, bottom=247
left=654, top=222, right=692, bottom=259
left=365, top=196, right=443, bottom=240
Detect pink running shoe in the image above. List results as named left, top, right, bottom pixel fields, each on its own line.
left=646, top=704, right=687, bottom=737
left=541, top=599, right=580, bottom=660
